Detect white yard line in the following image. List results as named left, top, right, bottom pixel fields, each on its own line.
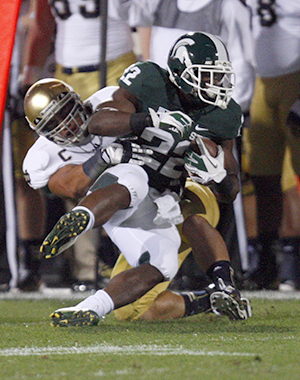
left=0, top=344, right=257, bottom=357
left=241, top=290, right=300, bottom=300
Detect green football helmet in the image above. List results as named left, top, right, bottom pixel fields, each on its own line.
left=24, top=78, right=91, bottom=146
left=167, top=31, right=235, bottom=109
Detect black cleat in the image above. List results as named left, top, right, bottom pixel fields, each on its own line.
left=208, top=279, right=252, bottom=320
left=40, top=210, right=90, bottom=259
left=50, top=307, right=100, bottom=327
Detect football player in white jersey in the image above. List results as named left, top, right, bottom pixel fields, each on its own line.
left=20, top=0, right=137, bottom=95
left=243, top=0, right=300, bottom=290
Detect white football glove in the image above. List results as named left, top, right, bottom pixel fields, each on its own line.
left=184, top=136, right=227, bottom=184
left=101, top=140, right=153, bottom=166
left=148, top=108, right=193, bottom=137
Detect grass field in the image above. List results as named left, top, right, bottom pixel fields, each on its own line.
left=1, top=292, right=300, bottom=380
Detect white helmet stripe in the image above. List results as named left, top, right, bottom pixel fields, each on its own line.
left=200, top=32, right=229, bottom=61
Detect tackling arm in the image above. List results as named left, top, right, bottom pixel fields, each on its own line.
left=87, top=87, right=153, bottom=137
left=47, top=164, right=92, bottom=201
left=48, top=141, right=153, bottom=200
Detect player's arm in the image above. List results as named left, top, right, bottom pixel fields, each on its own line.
left=47, top=164, right=93, bottom=200
left=20, top=0, right=56, bottom=87
left=87, top=87, right=154, bottom=137
left=48, top=141, right=153, bottom=200
left=211, top=139, right=240, bottom=203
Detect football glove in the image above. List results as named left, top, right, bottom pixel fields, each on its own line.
left=83, top=141, right=153, bottom=180
left=101, top=140, right=153, bottom=165
left=184, top=136, right=226, bottom=184
left=148, top=108, right=193, bottom=138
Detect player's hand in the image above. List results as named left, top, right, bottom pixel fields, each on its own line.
left=101, top=140, right=153, bottom=166
left=184, top=136, right=226, bottom=184
left=148, top=108, right=193, bottom=137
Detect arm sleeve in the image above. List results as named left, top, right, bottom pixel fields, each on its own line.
left=22, top=150, right=51, bottom=189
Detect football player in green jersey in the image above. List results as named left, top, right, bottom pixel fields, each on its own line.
left=28, top=32, right=250, bottom=325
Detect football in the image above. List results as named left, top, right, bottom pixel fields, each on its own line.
left=190, top=137, right=218, bottom=157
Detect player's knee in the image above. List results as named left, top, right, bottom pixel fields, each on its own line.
left=154, top=259, right=178, bottom=282
left=117, top=164, right=149, bottom=207
left=182, top=214, right=208, bottom=238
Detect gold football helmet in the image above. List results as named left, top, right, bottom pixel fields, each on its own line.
left=24, top=78, right=91, bottom=146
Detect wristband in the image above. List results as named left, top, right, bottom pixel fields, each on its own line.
left=129, top=112, right=153, bottom=134
left=82, top=149, right=108, bottom=180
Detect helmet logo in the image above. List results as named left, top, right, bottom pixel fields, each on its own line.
left=170, top=38, right=195, bottom=67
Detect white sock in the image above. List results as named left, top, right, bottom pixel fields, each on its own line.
left=72, top=206, right=95, bottom=231
left=76, top=289, right=114, bottom=317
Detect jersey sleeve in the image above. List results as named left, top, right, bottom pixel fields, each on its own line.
left=224, top=100, right=243, bottom=138
left=86, top=86, right=119, bottom=111
left=119, top=61, right=163, bottom=100
left=191, top=99, right=243, bottom=142
left=22, top=136, right=105, bottom=190
left=23, top=147, right=52, bottom=189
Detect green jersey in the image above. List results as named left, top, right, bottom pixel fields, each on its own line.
left=119, top=61, right=242, bottom=192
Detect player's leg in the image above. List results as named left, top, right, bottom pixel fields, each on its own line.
left=246, top=76, right=285, bottom=288
left=116, top=182, right=250, bottom=321
left=12, top=118, right=47, bottom=291
left=247, top=73, right=300, bottom=289
left=50, top=223, right=180, bottom=326
left=40, top=164, right=147, bottom=258
left=179, top=181, right=251, bottom=319
left=112, top=249, right=191, bottom=321
left=281, top=94, right=300, bottom=291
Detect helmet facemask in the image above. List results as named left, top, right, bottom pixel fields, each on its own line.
left=177, top=61, right=235, bottom=110
left=25, top=79, right=92, bottom=146
left=35, top=92, right=90, bottom=146
left=167, top=32, right=236, bottom=110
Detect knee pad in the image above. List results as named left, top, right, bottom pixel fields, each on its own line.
left=117, top=165, right=149, bottom=207
left=93, top=164, right=149, bottom=207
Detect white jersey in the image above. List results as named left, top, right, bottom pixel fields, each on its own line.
left=50, top=0, right=134, bottom=66
left=23, top=86, right=118, bottom=189
left=118, top=0, right=255, bottom=112
left=246, top=0, right=300, bottom=77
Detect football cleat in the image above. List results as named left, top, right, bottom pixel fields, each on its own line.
left=209, top=279, right=252, bottom=320
left=40, top=210, right=90, bottom=259
left=50, top=307, right=100, bottom=327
